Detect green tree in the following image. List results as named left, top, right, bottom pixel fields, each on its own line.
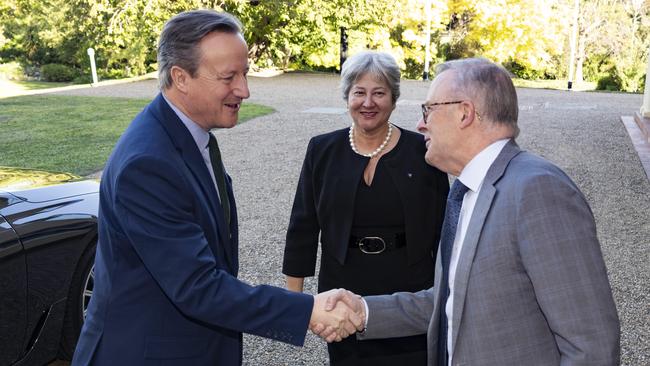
left=1, top=0, right=648, bottom=90
left=444, top=0, right=566, bottom=78
left=572, top=0, right=649, bottom=91
left=62, top=0, right=199, bottom=77
left=1, top=0, right=71, bottom=66
left=220, top=0, right=401, bottom=71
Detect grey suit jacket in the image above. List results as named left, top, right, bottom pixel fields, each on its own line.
left=359, top=140, right=620, bottom=366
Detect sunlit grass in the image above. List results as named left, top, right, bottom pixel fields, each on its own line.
left=511, top=78, right=597, bottom=91
left=0, top=95, right=274, bottom=175
left=0, top=79, right=71, bottom=98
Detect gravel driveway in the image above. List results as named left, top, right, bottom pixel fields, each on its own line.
left=52, top=73, right=649, bottom=365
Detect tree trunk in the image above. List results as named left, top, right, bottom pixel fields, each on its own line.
left=576, top=33, right=586, bottom=83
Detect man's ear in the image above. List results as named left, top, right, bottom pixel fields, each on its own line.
left=170, top=66, right=189, bottom=93
left=458, top=102, right=475, bottom=129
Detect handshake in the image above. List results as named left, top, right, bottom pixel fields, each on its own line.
left=309, top=289, right=366, bottom=343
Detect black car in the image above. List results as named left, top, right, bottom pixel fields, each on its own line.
left=0, top=167, right=98, bottom=365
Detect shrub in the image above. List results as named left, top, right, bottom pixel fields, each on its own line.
left=639, top=73, right=646, bottom=92
left=504, top=60, right=544, bottom=80
left=596, top=73, right=621, bottom=91
left=596, top=63, right=646, bottom=93
left=99, top=68, right=126, bottom=80
left=583, top=54, right=613, bottom=82
left=0, top=62, right=24, bottom=80
left=617, top=63, right=645, bottom=93
left=72, top=74, right=93, bottom=84
left=41, top=63, right=76, bottom=82
left=402, top=58, right=424, bottom=80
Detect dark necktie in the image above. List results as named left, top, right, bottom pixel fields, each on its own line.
left=208, top=134, right=231, bottom=229
left=437, top=179, right=469, bottom=366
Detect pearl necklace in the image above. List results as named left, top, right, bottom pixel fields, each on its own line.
left=349, top=122, right=393, bottom=158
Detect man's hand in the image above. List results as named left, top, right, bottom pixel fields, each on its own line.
left=309, top=289, right=366, bottom=342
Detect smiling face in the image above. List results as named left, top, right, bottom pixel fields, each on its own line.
left=347, top=73, right=394, bottom=132
left=181, top=31, right=250, bottom=130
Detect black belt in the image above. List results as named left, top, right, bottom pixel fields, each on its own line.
left=349, top=232, right=406, bottom=254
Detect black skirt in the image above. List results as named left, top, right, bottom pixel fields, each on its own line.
left=319, top=246, right=433, bottom=366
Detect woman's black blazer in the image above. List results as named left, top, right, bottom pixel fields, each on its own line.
left=283, top=127, right=449, bottom=277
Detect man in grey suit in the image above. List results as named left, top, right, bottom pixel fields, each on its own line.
left=321, top=58, right=620, bottom=365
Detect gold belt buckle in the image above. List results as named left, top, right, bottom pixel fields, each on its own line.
left=358, top=236, right=386, bottom=254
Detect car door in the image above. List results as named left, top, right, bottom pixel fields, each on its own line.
left=0, top=207, right=27, bottom=365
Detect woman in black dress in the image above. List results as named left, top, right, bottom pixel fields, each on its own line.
left=283, top=51, right=448, bottom=365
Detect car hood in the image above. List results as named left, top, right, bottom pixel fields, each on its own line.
left=0, top=167, right=99, bottom=204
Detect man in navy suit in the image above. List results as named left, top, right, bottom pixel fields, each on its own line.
left=72, top=10, right=360, bottom=366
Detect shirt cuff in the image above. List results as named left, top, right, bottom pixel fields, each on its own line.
left=360, top=297, right=369, bottom=333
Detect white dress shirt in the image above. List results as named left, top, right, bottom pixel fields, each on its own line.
left=161, top=93, right=222, bottom=201
left=446, top=138, right=509, bottom=365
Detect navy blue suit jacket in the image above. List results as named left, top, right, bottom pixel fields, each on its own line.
left=72, top=94, right=313, bottom=366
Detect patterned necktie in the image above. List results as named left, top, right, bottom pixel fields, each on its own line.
left=208, top=134, right=231, bottom=229
left=437, top=179, right=469, bottom=366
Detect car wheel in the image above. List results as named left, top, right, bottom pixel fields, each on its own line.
left=58, top=243, right=95, bottom=360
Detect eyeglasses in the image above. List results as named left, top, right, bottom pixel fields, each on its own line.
left=421, top=101, right=463, bottom=123
left=421, top=100, right=483, bottom=123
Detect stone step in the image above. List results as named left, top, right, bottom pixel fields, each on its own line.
left=634, top=111, right=650, bottom=143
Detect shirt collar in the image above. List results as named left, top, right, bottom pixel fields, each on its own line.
left=162, top=93, right=211, bottom=150
left=457, top=139, right=510, bottom=193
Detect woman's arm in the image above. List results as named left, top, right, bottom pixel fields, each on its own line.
left=283, top=140, right=320, bottom=279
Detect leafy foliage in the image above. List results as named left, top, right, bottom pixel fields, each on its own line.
left=0, top=61, right=24, bottom=80
left=41, top=63, right=77, bottom=81
left=1, top=0, right=649, bottom=91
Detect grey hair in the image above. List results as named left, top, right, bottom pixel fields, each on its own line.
left=340, top=51, right=401, bottom=105
left=157, top=10, right=243, bottom=90
left=436, top=58, right=519, bottom=137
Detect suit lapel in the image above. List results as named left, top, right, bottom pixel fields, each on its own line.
left=149, top=94, right=236, bottom=273
left=450, top=140, right=522, bottom=353
left=179, top=138, right=236, bottom=273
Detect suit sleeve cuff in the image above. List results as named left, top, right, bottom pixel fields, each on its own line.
left=359, top=297, right=369, bottom=334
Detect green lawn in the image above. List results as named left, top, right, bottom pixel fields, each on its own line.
left=511, top=78, right=597, bottom=91
left=0, top=79, right=72, bottom=98
left=0, top=95, right=274, bottom=176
